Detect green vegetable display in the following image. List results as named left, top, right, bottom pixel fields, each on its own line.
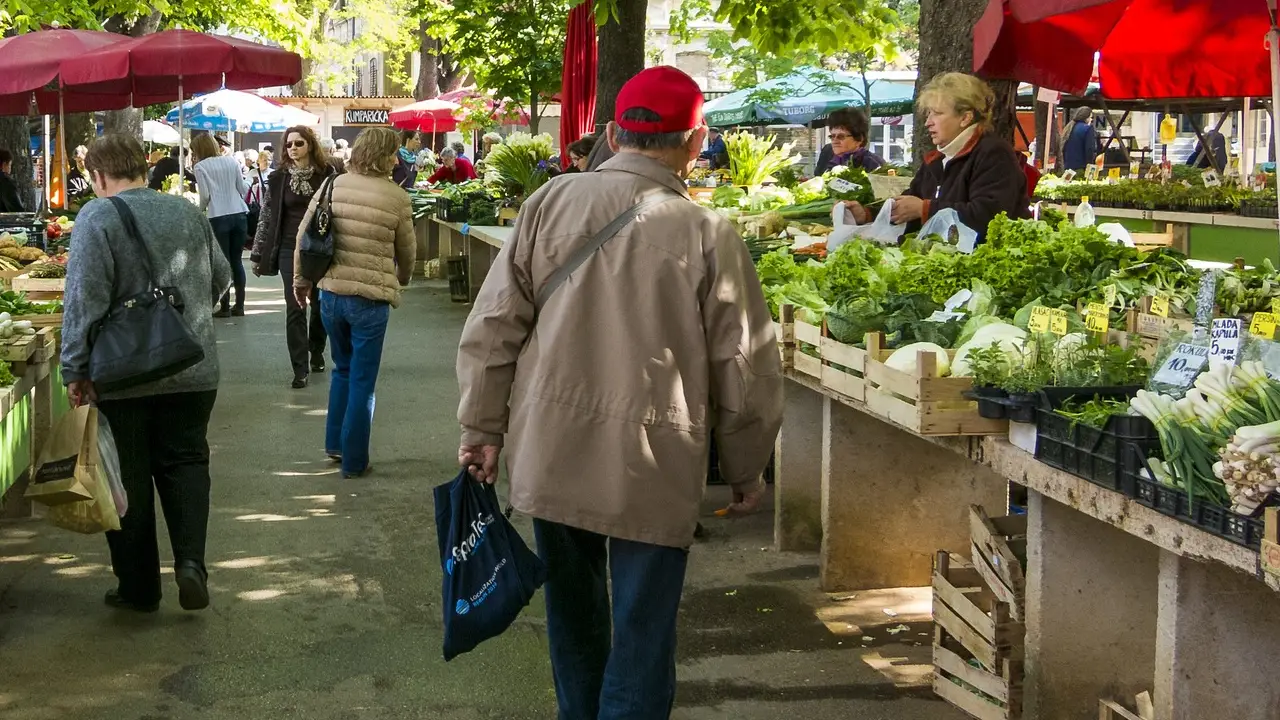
left=724, top=132, right=802, bottom=187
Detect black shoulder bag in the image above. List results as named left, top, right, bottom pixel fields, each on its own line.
left=88, top=197, right=206, bottom=393
left=245, top=169, right=263, bottom=243
left=298, top=175, right=337, bottom=285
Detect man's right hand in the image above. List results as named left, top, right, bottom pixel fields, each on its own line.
left=458, top=444, right=501, bottom=484
left=715, top=482, right=767, bottom=518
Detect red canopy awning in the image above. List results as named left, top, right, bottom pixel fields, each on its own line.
left=389, top=98, right=461, bottom=134
left=975, top=0, right=1274, bottom=99
left=59, top=29, right=303, bottom=100
left=0, top=29, right=134, bottom=116
left=559, top=4, right=597, bottom=168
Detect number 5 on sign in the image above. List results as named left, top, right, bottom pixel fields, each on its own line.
left=1086, top=303, right=1109, bottom=333
left=1028, top=306, right=1052, bottom=333
left=1251, top=312, right=1278, bottom=339
left=1149, top=295, right=1170, bottom=318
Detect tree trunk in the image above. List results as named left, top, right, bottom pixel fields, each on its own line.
left=103, top=10, right=163, bottom=140
left=65, top=113, right=96, bottom=152
left=416, top=29, right=441, bottom=100
left=292, top=57, right=315, bottom=97
left=594, top=0, right=648, bottom=129
left=913, top=0, right=1016, bottom=161
left=529, top=89, right=540, bottom=135
left=0, top=118, right=34, bottom=211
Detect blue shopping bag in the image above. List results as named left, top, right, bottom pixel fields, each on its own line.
left=434, top=469, right=547, bottom=661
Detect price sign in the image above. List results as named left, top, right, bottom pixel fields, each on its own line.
left=1049, top=308, right=1069, bottom=336
left=1202, top=169, right=1222, bottom=188
left=1062, top=169, right=1077, bottom=182
left=1028, top=306, right=1053, bottom=333
left=1108, top=167, right=1122, bottom=181
left=828, top=177, right=861, bottom=194
left=1161, top=159, right=1173, bottom=181
left=926, top=310, right=966, bottom=323
left=1129, top=161, right=1140, bottom=179
left=1149, top=295, right=1171, bottom=318
left=1210, top=318, right=1243, bottom=364
left=1084, top=165, right=1100, bottom=182
left=1086, top=303, right=1110, bottom=333
left=1152, top=342, right=1209, bottom=387
left=1251, top=312, right=1278, bottom=339
left=1104, top=284, right=1118, bottom=309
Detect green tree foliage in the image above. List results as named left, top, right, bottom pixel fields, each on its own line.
left=424, top=0, right=568, bottom=133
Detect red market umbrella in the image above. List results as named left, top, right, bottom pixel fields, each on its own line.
left=389, top=98, right=462, bottom=136
left=0, top=29, right=134, bottom=115
left=974, top=0, right=1274, bottom=98
left=559, top=3, right=597, bottom=169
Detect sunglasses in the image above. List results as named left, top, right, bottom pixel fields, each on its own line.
left=287, top=140, right=308, bottom=149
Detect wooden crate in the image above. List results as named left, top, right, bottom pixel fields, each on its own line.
left=779, top=305, right=867, bottom=402
left=1098, top=698, right=1151, bottom=720
left=970, top=505, right=1028, bottom=621
left=11, top=274, right=64, bottom=294
left=862, top=332, right=1007, bottom=436
left=0, top=332, right=39, bottom=363
left=0, top=267, right=23, bottom=287
left=10, top=312, right=61, bottom=329
left=932, top=551, right=1025, bottom=720
left=1125, top=299, right=1195, bottom=340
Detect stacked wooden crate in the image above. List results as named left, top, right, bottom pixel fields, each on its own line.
left=932, top=506, right=1027, bottom=720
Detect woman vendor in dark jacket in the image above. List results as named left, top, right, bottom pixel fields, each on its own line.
left=844, top=72, right=1030, bottom=241
left=251, top=125, right=334, bottom=389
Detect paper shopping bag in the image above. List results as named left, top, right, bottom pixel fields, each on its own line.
left=25, top=405, right=98, bottom=506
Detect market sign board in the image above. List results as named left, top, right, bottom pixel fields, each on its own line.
left=345, top=108, right=390, bottom=126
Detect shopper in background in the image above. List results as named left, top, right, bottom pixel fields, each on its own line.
left=251, top=125, right=333, bottom=389
left=842, top=72, right=1031, bottom=243
left=1061, top=107, right=1100, bottom=172
left=426, top=147, right=477, bottom=184
left=699, top=126, right=729, bottom=169
left=334, top=138, right=351, bottom=161
left=824, top=108, right=885, bottom=172
left=565, top=136, right=596, bottom=173
left=320, top=137, right=346, bottom=175
left=191, top=133, right=250, bottom=318
left=62, top=133, right=232, bottom=614
left=292, top=127, right=415, bottom=479
left=392, top=131, right=420, bottom=189
left=457, top=66, right=783, bottom=720
left=450, top=140, right=469, bottom=163
left=148, top=146, right=195, bottom=192
left=0, top=149, right=23, bottom=212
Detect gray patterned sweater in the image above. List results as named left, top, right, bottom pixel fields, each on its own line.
left=61, top=187, right=232, bottom=400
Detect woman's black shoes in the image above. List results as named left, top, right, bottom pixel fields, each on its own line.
left=212, top=307, right=232, bottom=318
left=174, top=560, right=210, bottom=611
left=231, top=305, right=245, bottom=317
left=311, top=359, right=325, bottom=373
left=291, top=375, right=308, bottom=389
left=104, top=590, right=159, bottom=613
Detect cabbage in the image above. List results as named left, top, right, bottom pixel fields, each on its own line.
left=885, top=342, right=951, bottom=376
left=951, top=328, right=1029, bottom=377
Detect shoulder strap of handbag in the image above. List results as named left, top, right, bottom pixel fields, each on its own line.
left=535, top=192, right=680, bottom=311
left=106, top=196, right=161, bottom=292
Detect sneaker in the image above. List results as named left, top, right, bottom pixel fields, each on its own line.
left=311, top=359, right=326, bottom=373
left=174, top=560, right=210, bottom=611
left=291, top=375, right=308, bottom=389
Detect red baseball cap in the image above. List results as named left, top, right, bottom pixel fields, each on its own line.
left=615, top=66, right=705, bottom=134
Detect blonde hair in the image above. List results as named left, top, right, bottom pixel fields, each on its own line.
left=349, top=127, right=399, bottom=177
left=918, top=72, right=996, bottom=129
left=190, top=133, right=221, bottom=163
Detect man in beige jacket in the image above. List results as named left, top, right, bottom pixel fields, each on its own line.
left=456, top=66, right=782, bottom=719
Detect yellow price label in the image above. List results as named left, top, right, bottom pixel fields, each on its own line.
left=1086, top=303, right=1110, bottom=333
left=1104, top=284, right=1118, bottom=309
left=1149, top=295, right=1170, bottom=318
left=1028, top=306, right=1052, bottom=333
left=1049, top=308, right=1070, bottom=335
left=1250, top=312, right=1277, bottom=339
left=1108, top=167, right=1122, bottom=181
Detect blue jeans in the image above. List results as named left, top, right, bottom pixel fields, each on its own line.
left=209, top=213, right=247, bottom=308
left=533, top=519, right=689, bottom=720
left=319, top=291, right=390, bottom=474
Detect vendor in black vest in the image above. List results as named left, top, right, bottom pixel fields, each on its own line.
left=842, top=72, right=1030, bottom=242
left=250, top=125, right=334, bottom=389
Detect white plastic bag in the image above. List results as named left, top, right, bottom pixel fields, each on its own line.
left=97, top=413, right=127, bottom=518
left=918, top=208, right=978, bottom=253
left=1096, top=222, right=1136, bottom=248
left=829, top=199, right=907, bottom=252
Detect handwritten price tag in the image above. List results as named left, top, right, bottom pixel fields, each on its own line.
left=828, top=177, right=861, bottom=194
left=1210, top=318, right=1242, bottom=365
left=1086, top=303, right=1110, bottom=333
left=1152, top=342, right=1209, bottom=387
left=1250, top=312, right=1278, bottom=339
left=1028, top=306, right=1052, bottom=333
left=1049, top=309, right=1069, bottom=336
left=1149, top=295, right=1170, bottom=318
left=1108, top=167, right=1122, bottom=181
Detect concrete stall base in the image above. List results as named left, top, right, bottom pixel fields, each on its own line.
left=774, top=386, right=823, bottom=552
left=819, top=396, right=1008, bottom=592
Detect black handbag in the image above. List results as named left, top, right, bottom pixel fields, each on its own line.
left=87, top=196, right=206, bottom=394
left=244, top=170, right=263, bottom=245
left=297, top=175, right=336, bottom=285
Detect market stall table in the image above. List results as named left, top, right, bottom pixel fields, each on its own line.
left=771, top=318, right=1280, bottom=719
left=431, top=217, right=512, bottom=302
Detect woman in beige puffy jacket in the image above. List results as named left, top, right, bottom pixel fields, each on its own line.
left=293, top=127, right=416, bottom=478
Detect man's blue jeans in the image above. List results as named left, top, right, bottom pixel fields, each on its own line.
left=533, top=519, right=689, bottom=720
left=319, top=291, right=389, bottom=475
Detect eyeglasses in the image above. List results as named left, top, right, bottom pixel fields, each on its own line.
left=287, top=140, right=308, bottom=149
left=829, top=132, right=852, bottom=142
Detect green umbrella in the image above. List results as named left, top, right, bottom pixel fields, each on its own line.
left=703, top=69, right=917, bottom=127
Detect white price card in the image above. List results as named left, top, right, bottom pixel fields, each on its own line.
left=925, top=311, right=966, bottom=323
left=1209, top=318, right=1242, bottom=365
left=943, top=289, right=972, bottom=313
left=827, top=177, right=861, bottom=194
left=1152, top=342, right=1209, bottom=387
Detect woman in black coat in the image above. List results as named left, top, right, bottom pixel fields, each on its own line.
left=250, top=125, right=334, bottom=389
left=842, top=73, right=1030, bottom=242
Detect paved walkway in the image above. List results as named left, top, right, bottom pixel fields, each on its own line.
left=0, top=275, right=964, bottom=720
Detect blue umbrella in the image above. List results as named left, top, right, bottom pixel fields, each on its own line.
left=704, top=69, right=917, bottom=127
left=165, top=88, right=318, bottom=133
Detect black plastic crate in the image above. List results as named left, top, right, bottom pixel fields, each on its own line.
left=1122, top=443, right=1267, bottom=550
left=1033, top=388, right=1154, bottom=493
left=444, top=255, right=468, bottom=303
left=439, top=197, right=470, bottom=223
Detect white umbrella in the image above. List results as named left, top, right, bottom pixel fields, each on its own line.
left=143, top=120, right=181, bottom=146
left=166, top=88, right=319, bottom=133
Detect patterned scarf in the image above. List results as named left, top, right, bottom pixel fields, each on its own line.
left=286, top=165, right=316, bottom=196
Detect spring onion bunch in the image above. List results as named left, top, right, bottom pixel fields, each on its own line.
left=1131, top=389, right=1230, bottom=508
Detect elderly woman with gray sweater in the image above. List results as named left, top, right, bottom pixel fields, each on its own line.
left=62, top=134, right=232, bottom=614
